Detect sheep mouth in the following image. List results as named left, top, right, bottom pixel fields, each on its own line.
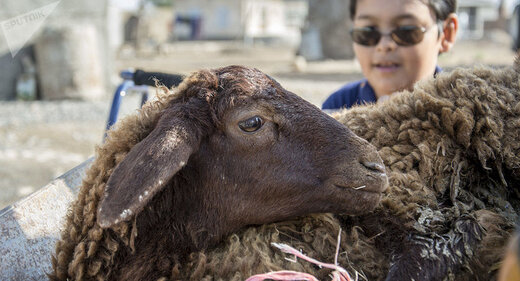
left=327, top=183, right=385, bottom=214
left=333, top=183, right=386, bottom=194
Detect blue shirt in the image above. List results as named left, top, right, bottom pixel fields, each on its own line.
left=322, top=66, right=442, bottom=110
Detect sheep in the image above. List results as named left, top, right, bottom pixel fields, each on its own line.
left=135, top=61, right=519, bottom=281
left=48, top=65, right=389, bottom=281
left=51, top=61, right=520, bottom=281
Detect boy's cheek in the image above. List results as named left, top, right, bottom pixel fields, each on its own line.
left=352, top=46, right=373, bottom=70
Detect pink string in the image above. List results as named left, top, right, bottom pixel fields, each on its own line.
left=245, top=242, right=354, bottom=281
left=245, top=270, right=319, bottom=281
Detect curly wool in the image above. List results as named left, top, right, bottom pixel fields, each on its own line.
left=174, top=214, right=386, bottom=281
left=334, top=63, right=520, bottom=279
left=337, top=63, right=520, bottom=227
left=50, top=64, right=520, bottom=281
left=48, top=73, right=211, bottom=280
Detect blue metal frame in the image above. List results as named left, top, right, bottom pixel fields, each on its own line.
left=104, top=70, right=149, bottom=140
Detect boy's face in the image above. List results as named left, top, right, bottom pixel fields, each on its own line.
left=353, top=0, right=443, bottom=98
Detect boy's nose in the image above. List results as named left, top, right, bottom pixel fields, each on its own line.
left=376, top=34, right=398, bottom=52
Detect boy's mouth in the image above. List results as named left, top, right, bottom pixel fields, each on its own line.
left=373, top=62, right=400, bottom=72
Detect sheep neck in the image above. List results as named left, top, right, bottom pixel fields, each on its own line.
left=133, top=170, right=237, bottom=258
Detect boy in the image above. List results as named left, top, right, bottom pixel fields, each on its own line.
left=322, top=0, right=458, bottom=110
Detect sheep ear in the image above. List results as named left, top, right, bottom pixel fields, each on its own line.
left=97, top=112, right=201, bottom=229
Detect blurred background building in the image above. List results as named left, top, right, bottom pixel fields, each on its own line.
left=0, top=0, right=110, bottom=101
left=2, top=0, right=520, bottom=101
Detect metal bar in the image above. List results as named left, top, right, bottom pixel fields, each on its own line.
left=106, top=80, right=134, bottom=133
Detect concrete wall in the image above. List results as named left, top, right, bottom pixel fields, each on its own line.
left=302, top=0, right=354, bottom=60
left=0, top=158, right=92, bottom=280
left=243, top=0, right=286, bottom=38
left=173, top=0, right=243, bottom=39
left=0, top=0, right=110, bottom=100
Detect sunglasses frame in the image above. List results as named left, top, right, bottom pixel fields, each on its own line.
left=350, top=25, right=432, bottom=47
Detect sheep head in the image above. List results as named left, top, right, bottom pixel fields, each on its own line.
left=97, top=66, right=388, bottom=244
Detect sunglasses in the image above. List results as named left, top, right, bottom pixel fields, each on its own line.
left=350, top=25, right=430, bottom=46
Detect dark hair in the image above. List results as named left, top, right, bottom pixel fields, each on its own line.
left=349, top=0, right=457, bottom=21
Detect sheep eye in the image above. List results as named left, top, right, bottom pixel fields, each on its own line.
left=238, top=116, right=263, bottom=132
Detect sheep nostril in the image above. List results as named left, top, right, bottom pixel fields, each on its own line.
left=361, top=161, right=386, bottom=174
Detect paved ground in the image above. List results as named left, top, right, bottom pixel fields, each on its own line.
left=0, top=37, right=517, bottom=209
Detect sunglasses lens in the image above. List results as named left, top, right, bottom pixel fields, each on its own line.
left=351, top=29, right=381, bottom=46
left=392, top=26, right=424, bottom=46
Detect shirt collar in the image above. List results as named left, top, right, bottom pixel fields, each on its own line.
left=358, top=80, right=377, bottom=104
left=434, top=65, right=442, bottom=77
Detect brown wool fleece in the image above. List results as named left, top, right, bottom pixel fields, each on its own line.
left=331, top=63, right=520, bottom=280
left=50, top=64, right=520, bottom=281
left=49, top=77, right=190, bottom=280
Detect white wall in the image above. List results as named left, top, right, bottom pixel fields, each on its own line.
left=173, top=0, right=307, bottom=44
left=0, top=0, right=111, bottom=100
left=174, top=0, right=242, bottom=39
